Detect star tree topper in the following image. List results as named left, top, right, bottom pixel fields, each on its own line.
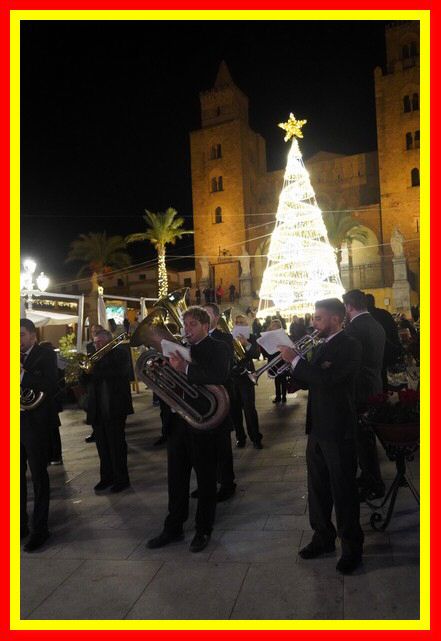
left=278, top=113, right=307, bottom=142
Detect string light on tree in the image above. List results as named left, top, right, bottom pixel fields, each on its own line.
left=257, top=114, right=344, bottom=318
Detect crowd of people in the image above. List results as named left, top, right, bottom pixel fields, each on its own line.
left=20, top=289, right=419, bottom=573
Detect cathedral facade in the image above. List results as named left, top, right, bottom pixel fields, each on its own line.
left=190, top=21, right=420, bottom=310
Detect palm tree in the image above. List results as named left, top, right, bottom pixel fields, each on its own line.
left=126, top=207, right=193, bottom=297
left=323, top=211, right=369, bottom=286
left=66, top=232, right=131, bottom=277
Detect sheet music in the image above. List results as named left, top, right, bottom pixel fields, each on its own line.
left=256, top=328, right=293, bottom=355
left=232, top=325, right=251, bottom=339
left=160, top=339, right=192, bottom=362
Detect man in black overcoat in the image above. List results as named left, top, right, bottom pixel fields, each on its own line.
left=147, top=306, right=231, bottom=553
left=82, top=329, right=133, bottom=493
left=343, top=290, right=386, bottom=500
left=20, top=318, right=59, bottom=551
left=278, top=299, right=364, bottom=574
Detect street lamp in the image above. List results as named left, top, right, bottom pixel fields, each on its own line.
left=20, top=258, right=50, bottom=310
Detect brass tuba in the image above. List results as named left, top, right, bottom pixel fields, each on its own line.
left=78, top=332, right=129, bottom=374
left=131, top=308, right=230, bottom=431
left=20, top=388, right=45, bottom=411
left=153, top=287, right=189, bottom=331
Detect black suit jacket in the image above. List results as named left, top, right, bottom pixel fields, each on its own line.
left=292, top=332, right=362, bottom=440
left=82, top=345, right=134, bottom=423
left=21, top=343, right=59, bottom=431
left=345, top=313, right=385, bottom=406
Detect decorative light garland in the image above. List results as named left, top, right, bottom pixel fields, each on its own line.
left=257, top=115, right=344, bottom=319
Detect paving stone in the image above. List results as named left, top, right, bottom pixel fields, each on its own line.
left=210, top=529, right=302, bottom=563
left=126, top=560, right=249, bottom=619
left=21, top=558, right=84, bottom=617
left=28, top=559, right=163, bottom=620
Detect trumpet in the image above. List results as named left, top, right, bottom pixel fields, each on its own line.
left=217, top=308, right=247, bottom=361
left=79, top=332, right=129, bottom=374
left=248, top=330, right=321, bottom=385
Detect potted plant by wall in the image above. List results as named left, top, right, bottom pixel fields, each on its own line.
left=58, top=333, right=87, bottom=407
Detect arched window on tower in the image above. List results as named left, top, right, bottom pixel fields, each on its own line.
left=412, top=93, right=419, bottom=111
left=216, top=144, right=222, bottom=159
left=415, top=130, right=420, bottom=148
left=210, top=146, right=217, bottom=160
left=217, top=176, right=223, bottom=191
left=211, top=177, right=218, bottom=192
left=214, top=207, right=222, bottom=224
left=406, top=132, right=413, bottom=150
left=402, top=44, right=410, bottom=59
left=411, top=168, right=420, bottom=187
left=403, top=95, right=411, bottom=113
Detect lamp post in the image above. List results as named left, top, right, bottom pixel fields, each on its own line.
left=20, top=258, right=50, bottom=310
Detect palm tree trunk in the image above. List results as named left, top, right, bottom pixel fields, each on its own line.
left=157, top=246, right=168, bottom=298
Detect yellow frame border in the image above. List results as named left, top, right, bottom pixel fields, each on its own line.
left=11, top=8, right=430, bottom=631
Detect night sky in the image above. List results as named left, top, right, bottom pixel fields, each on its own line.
left=20, top=19, right=388, bottom=284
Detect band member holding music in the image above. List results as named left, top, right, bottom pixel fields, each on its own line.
left=147, top=306, right=231, bottom=553
left=20, top=318, right=59, bottom=551
left=203, top=302, right=236, bottom=500
left=278, top=299, right=364, bottom=575
left=81, top=329, right=133, bottom=494
left=231, top=314, right=263, bottom=448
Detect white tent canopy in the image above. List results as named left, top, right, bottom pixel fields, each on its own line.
left=25, top=309, right=79, bottom=327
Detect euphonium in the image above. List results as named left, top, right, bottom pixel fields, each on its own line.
left=218, top=308, right=247, bottom=361
left=79, top=332, right=129, bottom=374
left=248, top=330, right=322, bottom=385
left=130, top=308, right=230, bottom=431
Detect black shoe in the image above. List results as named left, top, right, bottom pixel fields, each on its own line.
left=147, top=530, right=184, bottom=549
left=359, top=486, right=385, bottom=502
left=253, top=441, right=263, bottom=450
left=111, top=481, right=130, bottom=493
left=154, top=435, right=167, bottom=446
left=49, top=459, right=63, bottom=466
left=299, top=541, right=335, bottom=559
left=94, top=480, right=113, bottom=492
left=217, top=484, right=236, bottom=502
left=85, top=434, right=95, bottom=443
left=190, top=488, right=199, bottom=499
left=281, top=397, right=287, bottom=403
left=236, top=440, right=246, bottom=448
left=336, top=555, right=362, bottom=574
left=24, top=531, right=51, bottom=552
left=189, top=532, right=210, bottom=553
left=272, top=398, right=281, bottom=404
left=20, top=525, right=30, bottom=539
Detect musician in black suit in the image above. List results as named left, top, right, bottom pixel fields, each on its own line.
left=20, top=318, right=59, bottom=551
left=343, top=290, right=386, bottom=501
left=147, top=306, right=231, bottom=553
left=278, top=299, right=364, bottom=575
left=82, top=329, right=133, bottom=493
left=231, top=314, right=263, bottom=448
left=203, top=303, right=236, bottom=500
left=83, top=324, right=104, bottom=443
left=365, top=293, right=403, bottom=390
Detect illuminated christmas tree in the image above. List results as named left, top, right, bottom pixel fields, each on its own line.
left=257, top=114, right=344, bottom=318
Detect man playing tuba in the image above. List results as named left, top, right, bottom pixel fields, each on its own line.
left=147, top=306, right=231, bottom=553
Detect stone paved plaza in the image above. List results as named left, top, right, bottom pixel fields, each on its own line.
left=20, top=375, right=420, bottom=622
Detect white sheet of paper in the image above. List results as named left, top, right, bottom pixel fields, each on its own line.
left=256, top=328, right=293, bottom=355
left=161, top=339, right=192, bottom=362
left=232, top=325, right=251, bottom=339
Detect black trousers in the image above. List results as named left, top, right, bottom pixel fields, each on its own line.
left=164, top=416, right=217, bottom=535
left=216, top=425, right=235, bottom=488
left=306, top=434, right=364, bottom=558
left=274, top=374, right=287, bottom=400
left=232, top=375, right=262, bottom=444
left=48, top=422, right=62, bottom=462
left=94, top=417, right=129, bottom=485
left=21, top=422, right=50, bottom=535
left=356, top=417, right=385, bottom=491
